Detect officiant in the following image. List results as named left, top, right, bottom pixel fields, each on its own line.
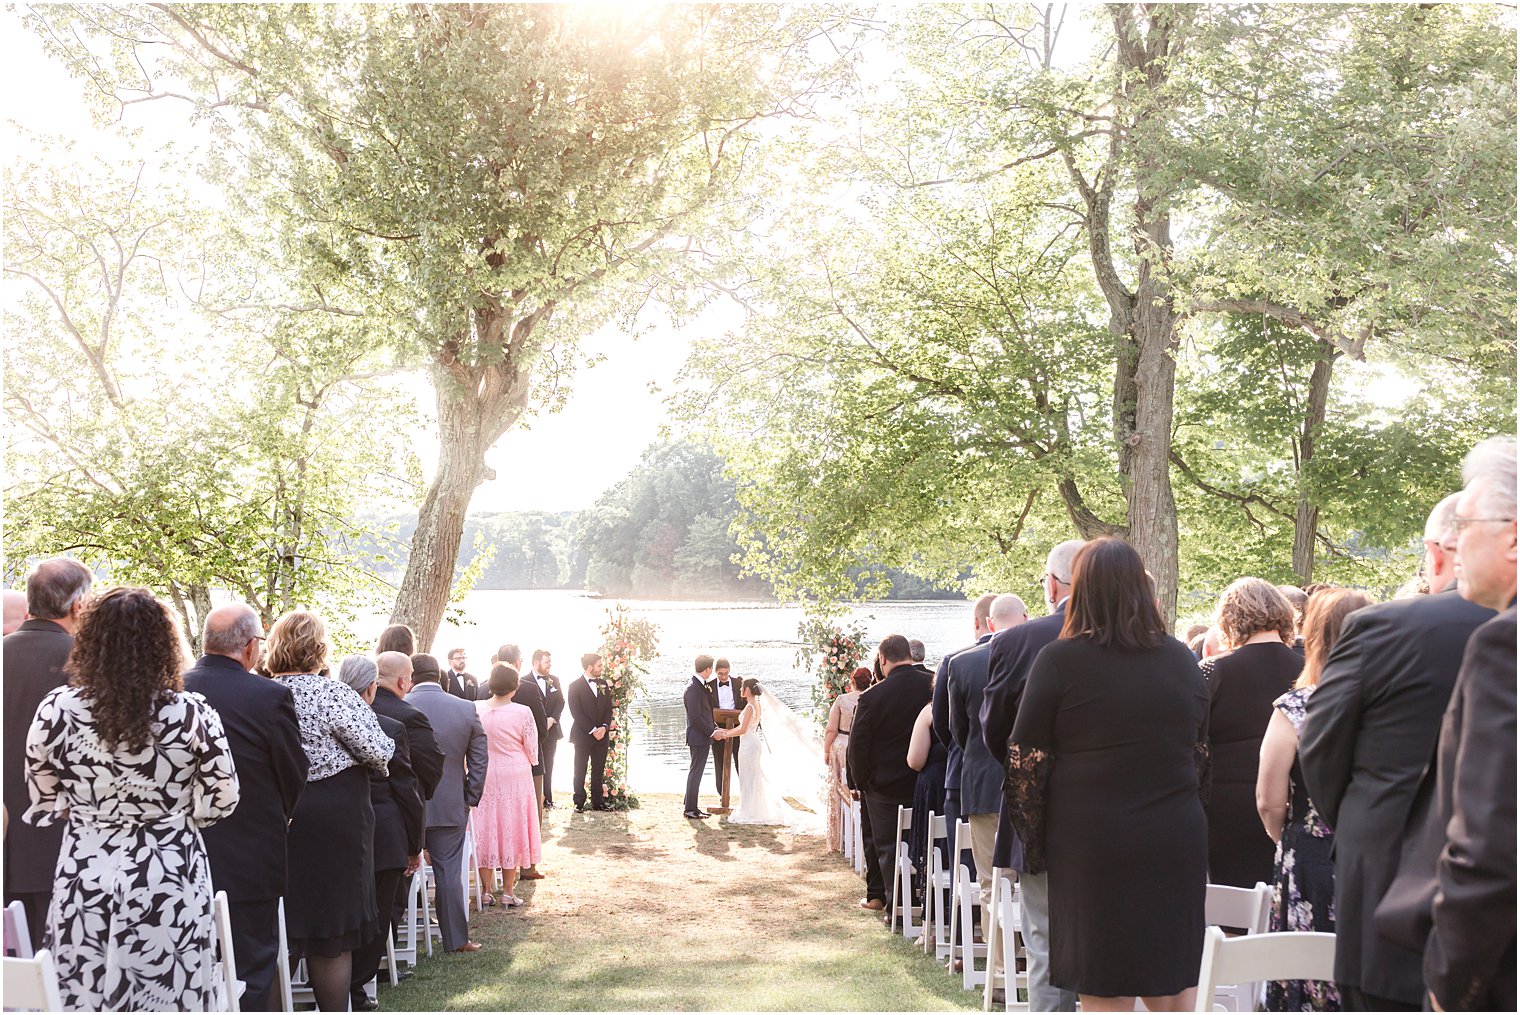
left=707, top=658, right=742, bottom=795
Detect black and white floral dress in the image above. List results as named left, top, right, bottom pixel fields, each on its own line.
left=24, top=686, right=240, bottom=1012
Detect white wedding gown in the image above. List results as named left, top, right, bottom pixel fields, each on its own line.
left=727, top=692, right=827, bottom=832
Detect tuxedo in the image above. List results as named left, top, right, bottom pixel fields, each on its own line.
left=705, top=677, right=742, bottom=795
left=512, top=675, right=550, bottom=776
left=183, top=653, right=309, bottom=1012
left=443, top=666, right=479, bottom=701
left=568, top=674, right=614, bottom=809
left=536, top=671, right=565, bottom=805
left=684, top=675, right=716, bottom=814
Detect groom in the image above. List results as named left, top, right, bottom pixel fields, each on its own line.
left=683, top=654, right=723, bottom=819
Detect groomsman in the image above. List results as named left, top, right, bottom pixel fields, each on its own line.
left=568, top=653, right=614, bottom=811
left=529, top=650, right=566, bottom=807
left=707, top=657, right=742, bottom=796
left=443, top=647, right=479, bottom=700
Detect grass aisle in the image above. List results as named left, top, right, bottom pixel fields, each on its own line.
left=383, top=792, right=981, bottom=1011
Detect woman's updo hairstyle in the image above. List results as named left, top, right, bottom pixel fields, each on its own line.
left=489, top=663, right=520, bottom=697
left=850, top=666, right=871, bottom=691
left=742, top=678, right=763, bottom=697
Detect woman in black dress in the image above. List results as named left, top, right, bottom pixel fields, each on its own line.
left=1006, top=538, right=1209, bottom=1011
left=1202, top=578, right=1302, bottom=888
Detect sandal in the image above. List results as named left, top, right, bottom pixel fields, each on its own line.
left=481, top=893, right=499, bottom=907
left=503, top=894, right=525, bottom=908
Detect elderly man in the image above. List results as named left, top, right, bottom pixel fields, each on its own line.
left=1301, top=490, right=1492, bottom=1011
left=980, top=539, right=1085, bottom=1012
left=184, top=604, right=308, bottom=1011
left=2, top=557, right=93, bottom=945
left=2, top=589, right=26, bottom=635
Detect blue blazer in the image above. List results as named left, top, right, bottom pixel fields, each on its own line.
left=684, top=676, right=716, bottom=748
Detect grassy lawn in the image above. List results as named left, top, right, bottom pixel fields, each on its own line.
left=380, top=793, right=981, bottom=1011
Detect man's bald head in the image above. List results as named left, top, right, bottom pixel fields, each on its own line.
left=202, top=603, right=263, bottom=662
left=3, top=590, right=27, bottom=635
left=376, top=651, right=413, bottom=691
left=989, top=593, right=1028, bottom=631
left=971, top=593, right=998, bottom=637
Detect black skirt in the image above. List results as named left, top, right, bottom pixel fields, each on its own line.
left=285, top=764, right=377, bottom=957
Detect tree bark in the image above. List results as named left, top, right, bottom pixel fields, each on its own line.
left=1291, top=350, right=1336, bottom=582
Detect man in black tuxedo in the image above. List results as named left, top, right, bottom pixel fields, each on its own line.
left=529, top=650, right=565, bottom=807
left=980, top=539, right=1085, bottom=1012
left=706, top=658, right=742, bottom=798
left=374, top=652, right=445, bottom=801
left=847, top=634, right=932, bottom=914
left=2, top=557, right=93, bottom=946
left=1301, top=491, right=1493, bottom=1011
left=444, top=647, right=479, bottom=701
left=568, top=653, right=614, bottom=811
left=684, top=655, right=718, bottom=818
left=185, top=603, right=309, bottom=1012
left=498, top=644, right=547, bottom=879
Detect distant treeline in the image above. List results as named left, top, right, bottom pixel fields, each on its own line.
left=363, top=443, right=962, bottom=601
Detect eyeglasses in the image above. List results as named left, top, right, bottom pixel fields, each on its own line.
left=1453, top=515, right=1516, bottom=532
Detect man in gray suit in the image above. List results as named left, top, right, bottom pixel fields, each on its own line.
left=406, top=653, right=489, bottom=953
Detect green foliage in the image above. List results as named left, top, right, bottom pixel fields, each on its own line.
left=596, top=605, right=660, bottom=811
left=795, top=617, right=868, bottom=729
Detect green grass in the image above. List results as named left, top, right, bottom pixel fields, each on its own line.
left=379, top=793, right=981, bottom=1011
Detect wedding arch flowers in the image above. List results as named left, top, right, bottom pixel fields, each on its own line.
left=596, top=604, right=659, bottom=811
left=796, top=615, right=867, bottom=729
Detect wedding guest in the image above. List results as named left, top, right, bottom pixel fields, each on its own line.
left=445, top=647, right=480, bottom=700
left=376, top=622, right=416, bottom=657
left=25, top=587, right=240, bottom=1011
left=273, top=611, right=394, bottom=1011
left=1006, top=538, right=1208, bottom=1012
left=1300, top=492, right=1492, bottom=1011
left=824, top=667, right=870, bottom=852
left=374, top=651, right=445, bottom=800
left=185, top=603, right=309, bottom=1012
left=570, top=652, right=614, bottom=812
left=980, top=539, right=1085, bottom=1012
left=848, top=634, right=932, bottom=915
left=2, top=588, right=26, bottom=635
left=1257, top=588, right=1372, bottom=1011
left=529, top=650, right=566, bottom=807
left=932, top=594, right=997, bottom=835
left=1277, top=585, right=1308, bottom=653
left=1203, top=577, right=1302, bottom=890
left=407, top=652, right=489, bottom=953
left=337, top=655, right=423, bottom=1013
left=906, top=697, right=947, bottom=908
left=3, top=556, right=92, bottom=945
left=474, top=665, right=542, bottom=908
left=908, top=638, right=927, bottom=663
left=501, top=642, right=548, bottom=879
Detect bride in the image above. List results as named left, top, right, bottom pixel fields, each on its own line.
left=716, top=679, right=825, bottom=831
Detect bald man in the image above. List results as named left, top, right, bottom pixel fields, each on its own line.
left=184, top=604, right=308, bottom=1012
left=2, top=590, right=26, bottom=635
left=374, top=652, right=445, bottom=802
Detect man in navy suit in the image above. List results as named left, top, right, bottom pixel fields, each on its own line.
left=683, top=655, right=721, bottom=818
left=184, top=603, right=309, bottom=1012
left=932, top=594, right=997, bottom=835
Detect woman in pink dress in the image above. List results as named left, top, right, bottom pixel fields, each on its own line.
left=473, top=665, right=541, bottom=908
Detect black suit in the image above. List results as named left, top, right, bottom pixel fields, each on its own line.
left=443, top=667, right=479, bottom=701
left=847, top=661, right=933, bottom=907
left=705, top=677, right=742, bottom=797
left=684, top=676, right=716, bottom=814
left=568, top=675, right=614, bottom=809
left=980, top=603, right=1066, bottom=871
left=537, top=672, right=565, bottom=804
left=373, top=686, right=445, bottom=801
left=352, top=713, right=425, bottom=1002
left=1300, top=589, right=1493, bottom=1005
left=2, top=619, right=74, bottom=944
left=513, top=676, right=550, bottom=777
left=182, top=653, right=309, bottom=1012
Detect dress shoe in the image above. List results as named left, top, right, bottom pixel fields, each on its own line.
left=518, top=868, right=546, bottom=880
left=351, top=995, right=379, bottom=1012
left=452, top=941, right=483, bottom=952
left=858, top=897, right=885, bottom=911
left=595, top=804, right=617, bottom=811
left=543, top=800, right=555, bottom=809
left=574, top=802, right=588, bottom=813
left=378, top=968, right=412, bottom=985
left=683, top=810, right=710, bottom=819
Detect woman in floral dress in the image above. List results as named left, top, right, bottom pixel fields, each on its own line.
left=1257, top=587, right=1372, bottom=1011
left=25, top=587, right=240, bottom=1012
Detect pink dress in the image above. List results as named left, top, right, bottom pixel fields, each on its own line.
left=472, top=700, right=541, bottom=869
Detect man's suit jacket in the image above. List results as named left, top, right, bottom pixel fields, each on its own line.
left=405, top=682, right=488, bottom=829
left=512, top=675, right=550, bottom=775
left=933, top=636, right=989, bottom=801
left=540, top=672, right=566, bottom=741
left=705, top=678, right=742, bottom=714
left=979, top=602, right=1067, bottom=871
left=1299, top=588, right=1493, bottom=1002
left=568, top=675, right=614, bottom=746
left=947, top=639, right=1001, bottom=816
left=685, top=676, right=716, bottom=747
left=847, top=662, right=933, bottom=801
left=374, top=686, right=446, bottom=801
left=183, top=653, right=310, bottom=902
left=443, top=667, right=479, bottom=702
left=3, top=619, right=74, bottom=895
left=370, top=713, right=426, bottom=869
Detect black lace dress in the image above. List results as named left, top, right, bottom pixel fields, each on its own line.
left=1006, top=636, right=1210, bottom=998
left=909, top=733, right=948, bottom=905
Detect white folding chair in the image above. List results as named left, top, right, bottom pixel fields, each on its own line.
left=950, top=820, right=988, bottom=990
left=922, top=813, right=953, bottom=959
left=416, top=864, right=441, bottom=952
left=888, top=805, right=918, bottom=937
left=392, top=867, right=431, bottom=967
left=1194, top=928, right=1336, bottom=1012
left=984, top=871, right=1027, bottom=1011
left=462, top=825, right=485, bottom=913
left=211, top=891, right=244, bottom=1012
left=3, top=948, right=64, bottom=1012
left=1203, top=881, right=1273, bottom=1010
left=275, top=898, right=302, bottom=1012
left=850, top=799, right=866, bottom=877
left=4, top=900, right=33, bottom=959
left=839, top=791, right=856, bottom=865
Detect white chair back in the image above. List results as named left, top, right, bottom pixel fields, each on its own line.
left=1193, top=927, right=1336, bottom=1012
left=986, top=872, right=1027, bottom=1011
left=922, top=813, right=951, bottom=958
left=211, top=890, right=243, bottom=1012
left=3, top=948, right=65, bottom=1012
left=275, top=898, right=297, bottom=1012
left=3, top=901, right=32, bottom=959
left=949, top=819, right=988, bottom=988
left=888, top=805, right=917, bottom=936
left=850, top=799, right=866, bottom=877
left=1203, top=881, right=1274, bottom=1009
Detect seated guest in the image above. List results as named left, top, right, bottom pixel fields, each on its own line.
left=823, top=667, right=870, bottom=853
left=474, top=665, right=542, bottom=907
left=25, top=587, right=240, bottom=1011
left=1203, top=577, right=1302, bottom=889
left=1006, top=538, right=1208, bottom=1011
left=905, top=697, right=947, bottom=908
left=185, top=603, right=309, bottom=1012
left=1257, top=588, right=1371, bottom=1011
left=272, top=611, right=394, bottom=1011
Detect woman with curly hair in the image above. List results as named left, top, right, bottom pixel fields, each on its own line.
left=24, top=586, right=241, bottom=1012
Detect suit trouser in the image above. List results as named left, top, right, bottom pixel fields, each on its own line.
left=864, top=793, right=912, bottom=910
left=531, top=774, right=545, bottom=838
left=541, top=737, right=559, bottom=804
left=1018, top=870, right=1076, bottom=1011
left=685, top=743, right=710, bottom=813
left=710, top=736, right=740, bottom=799
left=425, top=825, right=470, bottom=951
left=968, top=812, right=999, bottom=916
left=941, top=789, right=961, bottom=839
left=225, top=897, right=280, bottom=1012
left=574, top=739, right=610, bottom=808
left=351, top=868, right=402, bottom=999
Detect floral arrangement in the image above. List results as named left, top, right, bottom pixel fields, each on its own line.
left=597, top=603, right=660, bottom=811
left=796, top=615, right=868, bottom=729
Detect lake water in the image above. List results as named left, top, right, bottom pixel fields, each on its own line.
left=389, top=590, right=977, bottom=794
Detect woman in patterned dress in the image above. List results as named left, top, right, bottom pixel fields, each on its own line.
left=823, top=667, right=869, bottom=852
left=1257, top=587, right=1372, bottom=1012
left=24, top=586, right=240, bottom=1012
left=473, top=664, right=541, bottom=907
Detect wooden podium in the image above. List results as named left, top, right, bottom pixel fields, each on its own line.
left=710, top=707, right=742, bottom=814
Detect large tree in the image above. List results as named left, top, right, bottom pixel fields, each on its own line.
left=29, top=3, right=851, bottom=648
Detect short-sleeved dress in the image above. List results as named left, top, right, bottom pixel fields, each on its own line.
left=473, top=700, right=541, bottom=870
left=825, top=690, right=860, bottom=851
left=1007, top=636, right=1210, bottom=998
left=24, top=687, right=240, bottom=1012
left=1265, top=687, right=1341, bottom=1012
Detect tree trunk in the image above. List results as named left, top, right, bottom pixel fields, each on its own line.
left=1291, top=350, right=1336, bottom=582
